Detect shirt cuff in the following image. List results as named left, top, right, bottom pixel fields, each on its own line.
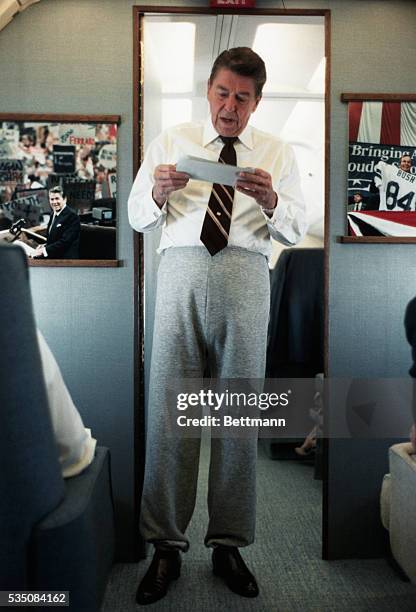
left=149, top=190, right=168, bottom=218
left=260, top=192, right=279, bottom=220
left=42, top=246, right=48, bottom=257
left=156, top=199, right=168, bottom=215
left=261, top=206, right=275, bottom=219
left=262, top=198, right=282, bottom=224
left=62, top=428, right=97, bottom=478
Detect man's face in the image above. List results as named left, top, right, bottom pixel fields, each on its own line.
left=21, top=134, right=32, bottom=148
left=207, top=68, right=261, bottom=137
left=353, top=194, right=362, bottom=203
left=400, top=156, right=412, bottom=172
left=49, top=192, right=66, bottom=214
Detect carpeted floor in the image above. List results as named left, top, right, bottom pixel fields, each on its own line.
left=102, top=439, right=416, bottom=611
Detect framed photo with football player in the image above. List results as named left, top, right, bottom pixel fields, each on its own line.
left=341, top=94, right=416, bottom=243
left=0, top=113, right=121, bottom=266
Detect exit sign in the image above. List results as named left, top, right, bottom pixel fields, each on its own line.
left=210, top=0, right=256, bottom=7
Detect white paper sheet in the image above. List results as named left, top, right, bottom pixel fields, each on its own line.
left=176, top=155, right=254, bottom=187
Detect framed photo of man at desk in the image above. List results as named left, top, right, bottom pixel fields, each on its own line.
left=0, top=113, right=120, bottom=265
left=342, top=94, right=416, bottom=241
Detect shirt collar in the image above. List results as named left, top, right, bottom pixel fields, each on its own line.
left=202, top=117, right=254, bottom=150
left=54, top=203, right=66, bottom=217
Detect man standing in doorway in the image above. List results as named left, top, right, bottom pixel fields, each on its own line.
left=128, top=47, right=307, bottom=605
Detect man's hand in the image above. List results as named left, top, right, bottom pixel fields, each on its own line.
left=152, top=164, right=190, bottom=207
left=33, top=245, right=45, bottom=258
left=236, top=168, right=277, bottom=212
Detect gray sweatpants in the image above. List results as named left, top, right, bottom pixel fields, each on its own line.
left=141, top=246, right=270, bottom=551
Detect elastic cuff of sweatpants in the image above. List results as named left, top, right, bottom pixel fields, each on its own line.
left=153, top=539, right=189, bottom=553
left=204, top=536, right=254, bottom=549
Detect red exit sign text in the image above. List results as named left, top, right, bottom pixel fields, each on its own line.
left=210, top=0, right=256, bottom=8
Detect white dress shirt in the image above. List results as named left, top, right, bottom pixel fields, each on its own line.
left=48, top=204, right=66, bottom=232
left=37, top=330, right=96, bottom=478
left=128, top=119, right=307, bottom=260
left=41, top=204, right=67, bottom=258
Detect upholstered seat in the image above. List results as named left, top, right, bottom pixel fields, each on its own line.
left=0, top=244, right=115, bottom=610
left=381, top=442, right=416, bottom=583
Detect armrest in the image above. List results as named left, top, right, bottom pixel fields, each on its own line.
left=389, top=442, right=416, bottom=474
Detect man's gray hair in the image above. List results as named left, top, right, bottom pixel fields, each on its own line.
left=209, top=47, right=267, bottom=98
left=49, top=185, right=65, bottom=196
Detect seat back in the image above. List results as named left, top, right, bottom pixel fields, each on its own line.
left=0, top=245, right=64, bottom=589
left=267, top=248, right=324, bottom=377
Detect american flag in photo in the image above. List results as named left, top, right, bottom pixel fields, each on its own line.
left=349, top=101, right=416, bottom=146
left=348, top=211, right=416, bottom=237
left=347, top=178, right=373, bottom=195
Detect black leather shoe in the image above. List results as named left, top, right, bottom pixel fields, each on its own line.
left=136, top=549, right=181, bottom=605
left=212, top=545, right=259, bottom=597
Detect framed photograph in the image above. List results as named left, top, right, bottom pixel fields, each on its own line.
left=0, top=113, right=120, bottom=265
left=341, top=94, right=416, bottom=242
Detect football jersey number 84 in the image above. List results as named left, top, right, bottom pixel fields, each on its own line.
left=374, top=161, right=416, bottom=211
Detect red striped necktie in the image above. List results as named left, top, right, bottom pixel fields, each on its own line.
left=200, top=136, right=238, bottom=256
